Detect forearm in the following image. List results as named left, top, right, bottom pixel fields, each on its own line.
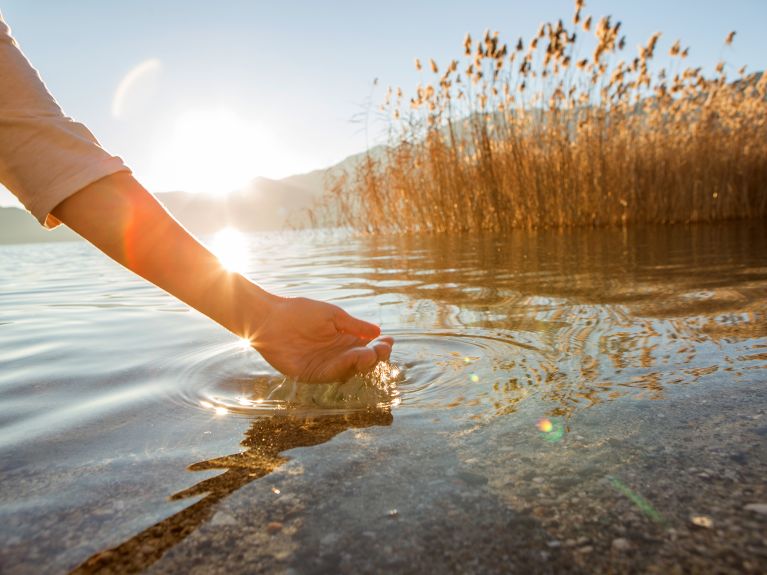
left=51, top=172, right=278, bottom=340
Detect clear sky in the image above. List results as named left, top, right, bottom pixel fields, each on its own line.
left=1, top=0, right=765, bottom=206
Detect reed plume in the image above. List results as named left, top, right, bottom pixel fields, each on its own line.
left=312, top=2, right=767, bottom=234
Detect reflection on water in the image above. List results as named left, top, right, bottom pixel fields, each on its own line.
left=207, top=227, right=249, bottom=272
left=0, top=221, right=765, bottom=572
left=345, top=224, right=767, bottom=419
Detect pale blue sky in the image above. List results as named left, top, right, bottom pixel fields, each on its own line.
left=2, top=0, right=765, bottom=206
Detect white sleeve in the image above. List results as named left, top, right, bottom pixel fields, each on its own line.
left=0, top=13, right=130, bottom=228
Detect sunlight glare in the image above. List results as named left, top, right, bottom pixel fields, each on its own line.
left=153, top=107, right=260, bottom=196
left=209, top=227, right=249, bottom=273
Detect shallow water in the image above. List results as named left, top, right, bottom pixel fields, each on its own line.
left=1, top=222, right=766, bottom=573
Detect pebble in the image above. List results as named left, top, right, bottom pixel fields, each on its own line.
left=276, top=494, right=299, bottom=507
left=578, top=546, right=594, bottom=554
left=210, top=511, right=237, bottom=526
left=743, top=503, right=767, bottom=515
left=612, top=538, right=631, bottom=551
left=690, top=515, right=714, bottom=529
left=532, top=477, right=545, bottom=484
left=266, top=522, right=283, bottom=534
left=273, top=550, right=291, bottom=561
left=320, top=532, right=339, bottom=546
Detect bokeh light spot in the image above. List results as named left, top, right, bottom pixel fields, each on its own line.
left=537, top=417, right=564, bottom=442
left=537, top=418, right=553, bottom=433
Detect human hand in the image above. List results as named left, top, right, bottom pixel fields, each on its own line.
left=252, top=296, right=393, bottom=383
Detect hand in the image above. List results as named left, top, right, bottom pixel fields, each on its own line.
left=50, top=176, right=392, bottom=383
left=252, top=296, right=394, bottom=383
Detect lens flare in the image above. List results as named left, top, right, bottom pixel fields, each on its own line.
left=608, top=475, right=665, bottom=524
left=214, top=406, right=228, bottom=416
left=537, top=417, right=564, bottom=442
left=112, top=58, right=162, bottom=119
left=537, top=418, right=553, bottom=433
left=470, top=373, right=480, bottom=383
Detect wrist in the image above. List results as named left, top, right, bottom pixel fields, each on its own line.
left=219, top=274, right=281, bottom=342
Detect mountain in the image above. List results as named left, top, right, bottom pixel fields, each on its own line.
left=157, top=147, right=384, bottom=234
left=0, top=146, right=382, bottom=244
left=156, top=176, right=315, bottom=234
left=0, top=207, right=80, bottom=244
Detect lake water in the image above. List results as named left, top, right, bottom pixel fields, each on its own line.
left=1, top=222, right=766, bottom=574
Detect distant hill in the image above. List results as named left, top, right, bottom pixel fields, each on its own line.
left=0, top=146, right=382, bottom=244
left=0, top=207, right=80, bottom=244
left=157, top=147, right=383, bottom=234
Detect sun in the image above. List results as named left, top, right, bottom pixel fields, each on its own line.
left=152, top=107, right=259, bottom=196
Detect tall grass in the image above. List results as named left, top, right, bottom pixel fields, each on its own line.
left=315, top=1, right=767, bottom=233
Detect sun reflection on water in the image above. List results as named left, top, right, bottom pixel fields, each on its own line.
left=208, top=227, right=249, bottom=273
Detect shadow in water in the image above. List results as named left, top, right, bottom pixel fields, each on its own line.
left=71, top=409, right=392, bottom=574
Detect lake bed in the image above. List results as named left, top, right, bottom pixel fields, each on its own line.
left=1, top=222, right=766, bottom=574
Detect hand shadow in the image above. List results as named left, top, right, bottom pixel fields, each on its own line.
left=71, top=408, right=393, bottom=574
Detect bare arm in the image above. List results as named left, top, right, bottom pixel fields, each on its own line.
left=52, top=172, right=393, bottom=382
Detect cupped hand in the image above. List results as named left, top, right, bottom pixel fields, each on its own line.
left=252, top=296, right=393, bottom=383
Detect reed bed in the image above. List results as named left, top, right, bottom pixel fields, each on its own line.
left=314, top=1, right=767, bottom=233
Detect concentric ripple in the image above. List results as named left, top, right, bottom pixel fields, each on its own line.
left=167, top=328, right=537, bottom=419
left=169, top=340, right=404, bottom=417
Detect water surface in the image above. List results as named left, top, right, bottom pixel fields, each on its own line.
left=1, top=222, right=766, bottom=573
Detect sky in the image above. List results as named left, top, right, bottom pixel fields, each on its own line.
left=1, top=0, right=766, bottom=207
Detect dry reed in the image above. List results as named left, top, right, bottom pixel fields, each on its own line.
left=313, top=2, right=767, bottom=233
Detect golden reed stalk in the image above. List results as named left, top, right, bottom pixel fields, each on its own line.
left=313, top=2, right=767, bottom=233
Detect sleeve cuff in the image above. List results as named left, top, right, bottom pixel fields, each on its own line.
left=31, top=157, right=131, bottom=229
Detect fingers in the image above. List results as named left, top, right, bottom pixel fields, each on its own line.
left=355, top=346, right=379, bottom=372
left=333, top=309, right=381, bottom=340
left=324, top=346, right=377, bottom=381
left=319, top=340, right=392, bottom=382
left=371, top=340, right=392, bottom=362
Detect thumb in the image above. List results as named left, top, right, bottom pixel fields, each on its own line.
left=333, top=309, right=381, bottom=340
